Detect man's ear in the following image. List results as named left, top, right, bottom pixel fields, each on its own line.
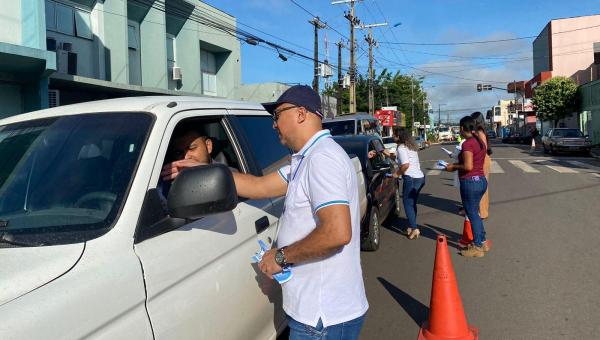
left=296, top=107, right=307, bottom=124
left=205, top=138, right=213, bottom=154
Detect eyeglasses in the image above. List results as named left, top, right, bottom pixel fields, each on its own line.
left=272, top=105, right=300, bottom=122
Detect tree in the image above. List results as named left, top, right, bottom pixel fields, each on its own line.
left=323, top=69, right=429, bottom=128
left=532, top=77, right=579, bottom=127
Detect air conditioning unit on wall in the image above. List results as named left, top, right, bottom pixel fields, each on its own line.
left=48, top=89, right=60, bottom=108
left=172, top=66, right=182, bottom=80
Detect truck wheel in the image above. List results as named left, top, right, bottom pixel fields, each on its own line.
left=361, top=207, right=380, bottom=251
left=550, top=145, right=557, bottom=155
left=543, top=144, right=549, bottom=154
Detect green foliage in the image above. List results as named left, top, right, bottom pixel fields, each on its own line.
left=322, top=69, right=430, bottom=125
left=532, top=77, right=579, bottom=127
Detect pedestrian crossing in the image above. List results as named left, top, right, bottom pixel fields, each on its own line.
left=424, top=158, right=600, bottom=176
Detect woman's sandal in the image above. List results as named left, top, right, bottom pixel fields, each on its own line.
left=408, top=229, right=420, bottom=240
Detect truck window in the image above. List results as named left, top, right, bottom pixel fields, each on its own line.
left=0, top=112, right=152, bottom=246
left=236, top=116, right=290, bottom=175
left=159, top=118, right=241, bottom=199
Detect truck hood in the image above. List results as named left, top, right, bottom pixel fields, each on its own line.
left=0, top=243, right=85, bottom=306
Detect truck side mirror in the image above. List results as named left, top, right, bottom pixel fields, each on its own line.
left=168, top=164, right=238, bottom=219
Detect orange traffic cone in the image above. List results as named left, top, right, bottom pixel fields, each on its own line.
left=418, top=235, right=478, bottom=340
left=458, top=217, right=473, bottom=248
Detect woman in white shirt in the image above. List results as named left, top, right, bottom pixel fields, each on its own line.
left=393, top=129, right=425, bottom=239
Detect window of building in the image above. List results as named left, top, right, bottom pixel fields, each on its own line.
left=127, top=24, right=138, bottom=49
left=236, top=116, right=290, bottom=175
left=74, top=9, right=93, bottom=39
left=56, top=3, right=75, bottom=35
left=46, top=1, right=57, bottom=30
left=201, top=49, right=217, bottom=96
left=46, top=1, right=92, bottom=39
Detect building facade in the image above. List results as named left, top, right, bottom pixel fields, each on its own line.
left=579, top=79, right=600, bottom=144
left=0, top=0, right=241, bottom=117
left=0, top=0, right=56, bottom=118
left=531, top=14, right=600, bottom=87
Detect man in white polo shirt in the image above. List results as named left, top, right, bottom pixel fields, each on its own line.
left=234, top=85, right=368, bottom=339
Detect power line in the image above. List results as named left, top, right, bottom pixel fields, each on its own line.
left=379, top=22, right=600, bottom=46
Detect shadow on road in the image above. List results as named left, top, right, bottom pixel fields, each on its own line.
left=378, top=277, right=429, bottom=327
left=418, top=224, right=462, bottom=251
left=419, top=193, right=461, bottom=215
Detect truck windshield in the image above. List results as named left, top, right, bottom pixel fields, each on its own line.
left=0, top=112, right=152, bottom=247
left=323, top=120, right=356, bottom=135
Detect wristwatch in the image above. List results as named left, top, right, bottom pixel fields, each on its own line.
left=274, top=247, right=289, bottom=267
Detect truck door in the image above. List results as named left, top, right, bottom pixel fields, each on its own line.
left=134, top=112, right=283, bottom=340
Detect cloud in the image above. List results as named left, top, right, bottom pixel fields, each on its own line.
left=410, top=31, right=534, bottom=121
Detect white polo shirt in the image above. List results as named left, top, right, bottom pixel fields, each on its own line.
left=276, top=129, right=368, bottom=327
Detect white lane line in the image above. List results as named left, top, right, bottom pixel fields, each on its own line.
left=490, top=161, right=505, bottom=173
left=564, top=160, right=600, bottom=173
left=545, top=165, right=579, bottom=173
left=427, top=169, right=442, bottom=176
left=508, top=160, right=540, bottom=173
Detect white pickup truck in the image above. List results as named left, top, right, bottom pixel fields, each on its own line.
left=0, top=96, right=367, bottom=340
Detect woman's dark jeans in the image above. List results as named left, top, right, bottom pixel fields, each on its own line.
left=402, top=175, right=425, bottom=229
left=459, top=176, right=488, bottom=247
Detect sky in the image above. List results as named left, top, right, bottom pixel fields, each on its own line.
left=203, top=0, right=600, bottom=120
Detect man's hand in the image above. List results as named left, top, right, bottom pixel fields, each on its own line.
left=445, top=163, right=455, bottom=172
left=368, top=150, right=377, bottom=159
left=258, top=248, right=283, bottom=279
left=161, top=159, right=207, bottom=181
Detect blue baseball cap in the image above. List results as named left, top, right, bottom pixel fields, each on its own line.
left=262, top=85, right=323, bottom=119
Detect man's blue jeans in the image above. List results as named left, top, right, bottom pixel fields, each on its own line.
left=402, top=175, right=425, bottom=229
left=459, top=176, right=488, bottom=247
left=287, top=314, right=366, bottom=340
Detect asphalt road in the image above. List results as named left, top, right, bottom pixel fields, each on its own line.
left=360, top=140, right=600, bottom=339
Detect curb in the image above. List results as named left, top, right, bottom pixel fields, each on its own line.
left=591, top=150, right=600, bottom=160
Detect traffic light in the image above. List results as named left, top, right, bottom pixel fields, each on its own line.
left=477, top=83, right=482, bottom=92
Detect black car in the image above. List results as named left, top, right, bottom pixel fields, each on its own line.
left=333, top=135, right=399, bottom=251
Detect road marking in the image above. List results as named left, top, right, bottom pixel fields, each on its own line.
left=427, top=169, right=442, bottom=176
left=508, top=160, right=540, bottom=173
left=545, top=164, right=580, bottom=173
left=564, top=160, right=600, bottom=173
left=490, top=161, right=505, bottom=173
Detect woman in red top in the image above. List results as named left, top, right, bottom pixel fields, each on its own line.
left=446, top=116, right=488, bottom=257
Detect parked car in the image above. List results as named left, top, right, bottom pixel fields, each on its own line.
left=323, top=114, right=381, bottom=136
left=542, top=128, right=592, bottom=155
left=0, top=96, right=368, bottom=340
left=486, top=130, right=497, bottom=139
left=333, top=135, right=399, bottom=251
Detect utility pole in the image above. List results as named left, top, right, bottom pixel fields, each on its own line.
left=310, top=17, right=326, bottom=92
left=334, top=0, right=361, bottom=114
left=366, top=29, right=375, bottom=115
left=359, top=22, right=387, bottom=116
left=335, top=40, right=344, bottom=116
left=383, top=86, right=389, bottom=106
left=411, top=75, right=415, bottom=135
